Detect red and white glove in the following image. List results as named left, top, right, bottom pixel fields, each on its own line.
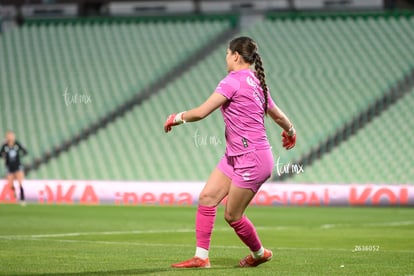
left=164, top=112, right=186, bottom=133
left=282, top=126, right=296, bottom=150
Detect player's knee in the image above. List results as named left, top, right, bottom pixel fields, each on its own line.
left=198, top=192, right=219, bottom=206
left=224, top=211, right=242, bottom=224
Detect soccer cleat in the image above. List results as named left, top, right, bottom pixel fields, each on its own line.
left=171, top=257, right=211, bottom=268
left=239, top=248, right=273, bottom=267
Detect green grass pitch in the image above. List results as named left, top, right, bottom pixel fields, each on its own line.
left=0, top=205, right=413, bottom=275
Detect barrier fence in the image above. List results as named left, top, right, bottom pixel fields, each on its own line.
left=1, top=180, right=413, bottom=206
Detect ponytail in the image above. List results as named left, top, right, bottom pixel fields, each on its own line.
left=228, top=36, right=268, bottom=115
left=254, top=53, right=268, bottom=114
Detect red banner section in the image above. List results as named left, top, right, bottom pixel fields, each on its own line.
left=1, top=180, right=413, bottom=206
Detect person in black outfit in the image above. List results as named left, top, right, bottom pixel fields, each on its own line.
left=1, top=131, right=28, bottom=205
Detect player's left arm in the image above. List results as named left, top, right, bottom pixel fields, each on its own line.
left=164, top=92, right=227, bottom=133
left=267, top=105, right=293, bottom=132
left=267, top=105, right=296, bottom=150
left=16, top=141, right=28, bottom=156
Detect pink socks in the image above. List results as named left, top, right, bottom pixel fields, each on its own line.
left=230, top=216, right=262, bottom=252
left=195, top=205, right=262, bottom=258
left=195, top=205, right=217, bottom=250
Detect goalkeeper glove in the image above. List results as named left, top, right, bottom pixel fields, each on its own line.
left=282, top=126, right=296, bottom=150
left=164, top=112, right=186, bottom=133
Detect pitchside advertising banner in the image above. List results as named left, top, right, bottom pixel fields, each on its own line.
left=1, top=180, right=413, bottom=206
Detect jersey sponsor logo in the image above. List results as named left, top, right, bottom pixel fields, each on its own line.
left=247, top=76, right=265, bottom=105
left=253, top=91, right=265, bottom=104
left=8, top=149, right=17, bottom=160
left=246, top=76, right=257, bottom=88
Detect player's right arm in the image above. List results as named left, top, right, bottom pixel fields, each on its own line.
left=164, top=92, right=227, bottom=133
left=182, top=92, right=227, bottom=122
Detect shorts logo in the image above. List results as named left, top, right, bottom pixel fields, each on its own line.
left=242, top=172, right=251, bottom=181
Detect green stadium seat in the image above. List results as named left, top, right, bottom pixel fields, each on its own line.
left=0, top=18, right=231, bottom=178
left=5, top=14, right=413, bottom=183
left=290, top=88, right=414, bottom=184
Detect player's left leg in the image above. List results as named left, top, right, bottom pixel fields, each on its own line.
left=225, top=149, right=274, bottom=267
left=15, top=170, right=26, bottom=205
left=225, top=184, right=272, bottom=267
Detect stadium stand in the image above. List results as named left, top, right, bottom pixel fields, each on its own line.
left=0, top=16, right=232, bottom=160
left=258, top=14, right=414, bottom=164
left=29, top=47, right=228, bottom=180
left=289, top=87, right=414, bottom=184
left=2, top=12, right=414, bottom=183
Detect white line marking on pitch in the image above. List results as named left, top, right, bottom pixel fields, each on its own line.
left=0, top=228, right=223, bottom=240
left=0, top=226, right=290, bottom=240
left=6, top=238, right=414, bottom=253
left=1, top=221, right=412, bottom=240
left=321, top=220, right=414, bottom=229
left=0, top=238, right=351, bottom=251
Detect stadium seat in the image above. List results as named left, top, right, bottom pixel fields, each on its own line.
left=289, top=87, right=414, bottom=184
left=5, top=13, right=413, bottom=182
left=0, top=18, right=231, bottom=175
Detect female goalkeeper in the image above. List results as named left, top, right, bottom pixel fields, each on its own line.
left=164, top=36, right=296, bottom=268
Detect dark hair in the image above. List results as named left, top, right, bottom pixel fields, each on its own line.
left=228, top=36, right=268, bottom=114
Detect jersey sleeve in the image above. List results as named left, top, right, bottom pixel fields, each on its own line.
left=267, top=90, right=276, bottom=110
left=0, top=144, right=4, bottom=158
left=16, top=141, right=28, bottom=156
left=215, top=74, right=240, bottom=100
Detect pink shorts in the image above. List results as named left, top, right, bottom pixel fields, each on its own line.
left=217, top=149, right=274, bottom=193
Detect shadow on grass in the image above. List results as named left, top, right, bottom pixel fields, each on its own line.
left=24, top=258, right=241, bottom=275
left=26, top=268, right=170, bottom=275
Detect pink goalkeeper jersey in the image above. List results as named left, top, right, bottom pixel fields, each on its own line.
left=215, top=69, right=276, bottom=156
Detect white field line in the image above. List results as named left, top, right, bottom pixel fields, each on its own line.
left=3, top=238, right=414, bottom=253
left=5, top=228, right=197, bottom=239
left=0, top=226, right=289, bottom=240
left=1, top=220, right=413, bottom=240
left=0, top=228, right=225, bottom=240
left=320, top=220, right=414, bottom=229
